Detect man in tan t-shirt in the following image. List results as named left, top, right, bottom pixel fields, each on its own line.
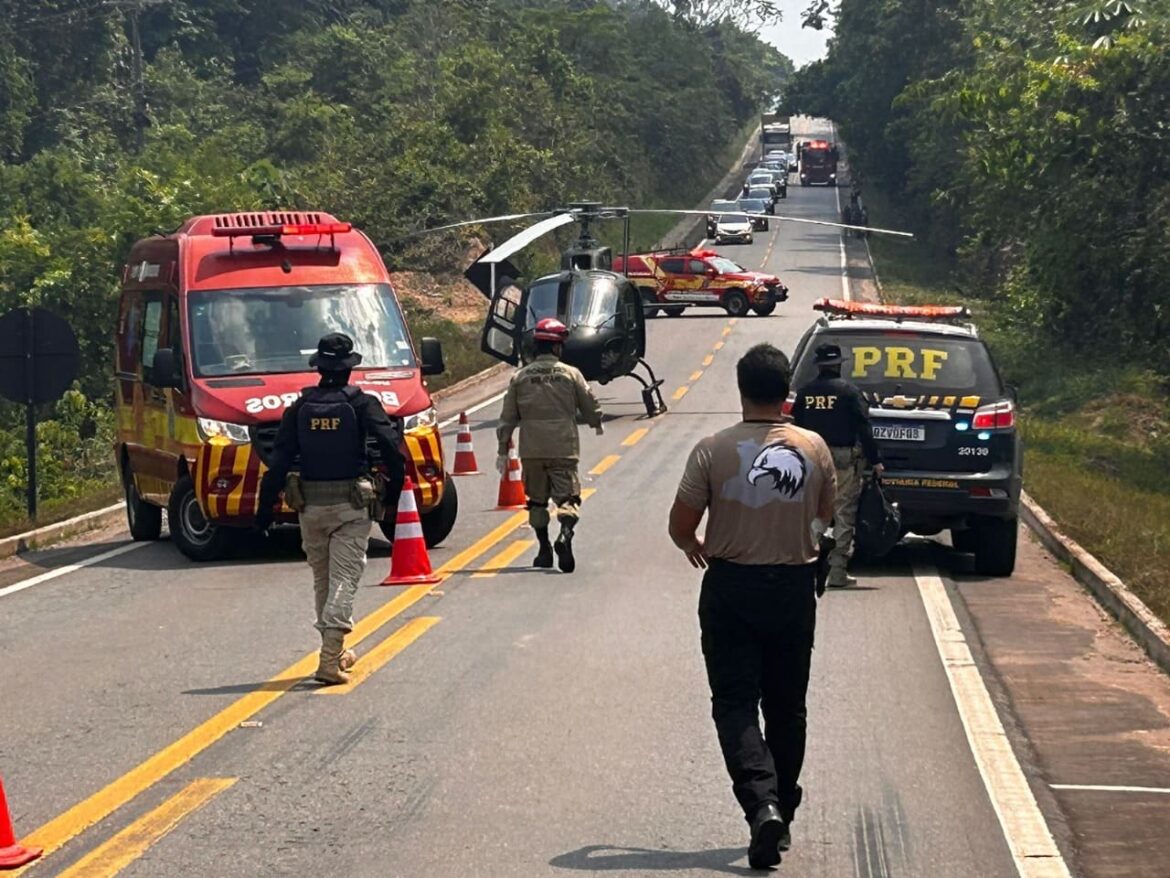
left=669, top=342, right=835, bottom=871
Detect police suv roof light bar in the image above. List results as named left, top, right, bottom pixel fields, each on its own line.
left=211, top=222, right=352, bottom=253
left=813, top=298, right=971, bottom=322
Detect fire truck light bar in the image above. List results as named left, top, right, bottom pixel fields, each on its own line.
left=212, top=222, right=352, bottom=238
left=813, top=298, right=970, bottom=320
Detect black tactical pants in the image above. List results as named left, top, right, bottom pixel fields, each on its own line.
left=699, top=559, right=817, bottom=823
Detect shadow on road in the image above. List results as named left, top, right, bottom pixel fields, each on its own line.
left=550, top=844, right=756, bottom=875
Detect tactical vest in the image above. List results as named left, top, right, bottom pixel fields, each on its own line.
left=295, top=386, right=366, bottom=481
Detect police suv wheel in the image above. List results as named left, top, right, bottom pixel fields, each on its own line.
left=168, top=474, right=232, bottom=562
left=724, top=290, right=750, bottom=317
left=663, top=305, right=685, bottom=317
left=973, top=517, right=1018, bottom=576
left=123, top=463, right=162, bottom=541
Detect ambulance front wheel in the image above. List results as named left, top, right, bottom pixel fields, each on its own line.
left=168, top=474, right=232, bottom=561
left=123, top=464, right=162, bottom=541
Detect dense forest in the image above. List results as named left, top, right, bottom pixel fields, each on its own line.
left=783, top=0, right=1170, bottom=373
left=0, top=0, right=790, bottom=527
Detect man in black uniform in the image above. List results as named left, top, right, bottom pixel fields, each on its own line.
left=792, top=343, right=883, bottom=588
left=256, top=333, right=405, bottom=684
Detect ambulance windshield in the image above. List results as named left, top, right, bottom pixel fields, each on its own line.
left=188, top=283, right=414, bottom=377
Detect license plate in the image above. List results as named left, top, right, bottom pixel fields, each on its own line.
left=873, top=424, right=926, bottom=442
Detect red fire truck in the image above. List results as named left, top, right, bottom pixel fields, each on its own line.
left=799, top=139, right=839, bottom=186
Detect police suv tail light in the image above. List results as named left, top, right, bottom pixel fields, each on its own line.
left=197, top=418, right=251, bottom=444
left=403, top=406, right=438, bottom=432
left=782, top=392, right=795, bottom=417
left=971, top=400, right=1015, bottom=431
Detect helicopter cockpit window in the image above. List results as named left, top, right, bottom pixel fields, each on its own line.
left=525, top=275, right=619, bottom=330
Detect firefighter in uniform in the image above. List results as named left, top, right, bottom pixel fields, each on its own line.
left=256, top=333, right=406, bottom=685
left=669, top=343, right=836, bottom=870
left=791, top=343, right=883, bottom=588
left=497, top=318, right=603, bottom=573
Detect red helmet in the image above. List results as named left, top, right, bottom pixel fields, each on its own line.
left=533, top=318, right=569, bottom=342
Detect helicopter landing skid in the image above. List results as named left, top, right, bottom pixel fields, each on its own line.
left=627, top=358, right=667, bottom=417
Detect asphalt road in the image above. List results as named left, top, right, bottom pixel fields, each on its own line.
left=3, top=118, right=1170, bottom=878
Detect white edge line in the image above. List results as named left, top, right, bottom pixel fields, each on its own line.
left=1051, top=784, right=1170, bottom=795
left=438, top=390, right=508, bottom=430
left=0, top=541, right=148, bottom=600
left=913, top=563, right=1071, bottom=878
left=831, top=121, right=850, bottom=302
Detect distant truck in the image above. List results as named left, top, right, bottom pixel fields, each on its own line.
left=760, top=113, right=791, bottom=160
left=799, top=139, right=839, bottom=186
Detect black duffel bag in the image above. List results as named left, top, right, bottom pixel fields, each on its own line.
left=854, top=474, right=902, bottom=559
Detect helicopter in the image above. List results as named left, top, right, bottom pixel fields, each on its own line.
left=392, top=201, right=913, bottom=417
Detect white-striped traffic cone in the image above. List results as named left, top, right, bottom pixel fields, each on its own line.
left=496, top=439, right=526, bottom=510
left=451, top=412, right=480, bottom=475
left=380, top=476, right=443, bottom=586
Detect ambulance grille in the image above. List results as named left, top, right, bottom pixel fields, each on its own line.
left=212, top=211, right=326, bottom=231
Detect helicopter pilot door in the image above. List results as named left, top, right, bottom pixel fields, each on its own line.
left=481, top=281, right=525, bottom=366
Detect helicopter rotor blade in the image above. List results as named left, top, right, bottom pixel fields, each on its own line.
left=627, top=208, right=914, bottom=239
left=478, top=213, right=578, bottom=264
left=390, top=211, right=557, bottom=242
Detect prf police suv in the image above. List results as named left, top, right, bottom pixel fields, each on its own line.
left=788, top=299, right=1023, bottom=576
left=114, top=211, right=456, bottom=561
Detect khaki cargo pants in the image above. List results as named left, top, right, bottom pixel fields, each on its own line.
left=300, top=503, right=372, bottom=632
left=828, top=446, right=863, bottom=584
left=522, top=457, right=581, bottom=530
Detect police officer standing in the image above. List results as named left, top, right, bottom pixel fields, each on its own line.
left=792, top=343, right=883, bottom=588
left=256, top=333, right=405, bottom=685
left=497, top=318, right=603, bottom=573
left=669, top=343, right=836, bottom=870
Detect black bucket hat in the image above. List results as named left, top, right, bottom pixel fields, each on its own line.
left=813, top=343, right=845, bottom=366
left=309, top=332, right=363, bottom=371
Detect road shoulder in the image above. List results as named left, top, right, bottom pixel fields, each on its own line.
left=949, top=528, right=1170, bottom=877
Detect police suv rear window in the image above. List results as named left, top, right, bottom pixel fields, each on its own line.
left=794, top=331, right=1001, bottom=398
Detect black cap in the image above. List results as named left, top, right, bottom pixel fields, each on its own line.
left=309, top=332, right=363, bottom=372
left=813, top=343, right=845, bottom=366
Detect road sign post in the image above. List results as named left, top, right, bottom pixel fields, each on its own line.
left=0, top=307, right=80, bottom=522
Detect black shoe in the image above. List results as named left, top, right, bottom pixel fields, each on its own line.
left=554, top=526, right=576, bottom=573
left=748, top=803, right=784, bottom=870
left=533, top=542, right=554, bottom=568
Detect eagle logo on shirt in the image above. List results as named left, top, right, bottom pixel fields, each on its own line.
left=747, top=442, right=808, bottom=498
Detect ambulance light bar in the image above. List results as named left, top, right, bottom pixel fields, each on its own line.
left=211, top=222, right=352, bottom=239
left=813, top=298, right=970, bottom=321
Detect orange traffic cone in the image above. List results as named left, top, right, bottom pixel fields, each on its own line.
left=380, top=476, right=443, bottom=586
left=0, top=777, right=41, bottom=869
left=496, top=439, right=526, bottom=510
left=451, top=413, right=480, bottom=476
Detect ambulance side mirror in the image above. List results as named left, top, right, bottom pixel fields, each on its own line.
left=150, top=348, right=182, bottom=389
left=420, top=337, right=445, bottom=376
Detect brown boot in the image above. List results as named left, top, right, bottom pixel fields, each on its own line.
left=314, top=629, right=352, bottom=685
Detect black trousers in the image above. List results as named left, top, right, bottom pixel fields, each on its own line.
left=699, top=559, right=817, bottom=823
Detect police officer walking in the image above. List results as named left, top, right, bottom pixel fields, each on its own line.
left=669, top=343, right=836, bottom=870
left=792, top=343, right=883, bottom=588
left=497, top=318, right=603, bottom=573
left=256, top=333, right=406, bottom=685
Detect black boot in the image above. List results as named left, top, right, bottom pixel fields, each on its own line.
left=554, top=523, right=576, bottom=573
left=747, top=802, right=784, bottom=870
left=533, top=527, right=554, bottom=568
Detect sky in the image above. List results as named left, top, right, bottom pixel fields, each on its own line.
left=760, top=10, right=831, bottom=68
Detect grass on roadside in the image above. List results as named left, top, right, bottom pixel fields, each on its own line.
left=0, top=483, right=122, bottom=539
left=869, top=229, right=1170, bottom=621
